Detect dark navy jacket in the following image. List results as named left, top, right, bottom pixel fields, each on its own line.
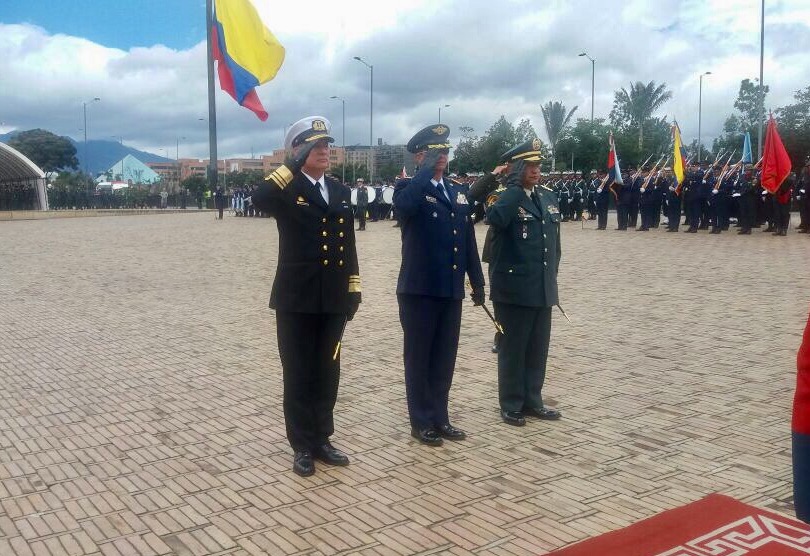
left=394, top=166, right=485, bottom=300
left=699, top=174, right=715, bottom=199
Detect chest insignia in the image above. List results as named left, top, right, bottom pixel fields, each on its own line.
left=456, top=192, right=468, bottom=205
left=547, top=204, right=560, bottom=215
left=425, top=195, right=437, bottom=204
left=296, top=196, right=309, bottom=206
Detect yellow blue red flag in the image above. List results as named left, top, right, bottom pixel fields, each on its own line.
left=672, top=121, right=687, bottom=187
left=211, top=0, right=285, bottom=121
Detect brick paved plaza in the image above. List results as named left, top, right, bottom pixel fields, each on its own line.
left=1, top=212, right=808, bottom=556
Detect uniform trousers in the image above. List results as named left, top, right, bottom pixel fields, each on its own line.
left=667, top=195, right=681, bottom=231
left=710, top=195, right=727, bottom=231
left=356, top=205, right=367, bottom=230
left=494, top=303, right=552, bottom=412
left=795, top=432, right=810, bottom=522
left=616, top=204, right=629, bottom=229
left=276, top=311, right=343, bottom=451
left=738, top=193, right=756, bottom=232
left=628, top=203, right=639, bottom=228
left=398, top=294, right=462, bottom=429
left=596, top=203, right=608, bottom=229
left=776, top=201, right=791, bottom=232
left=686, top=198, right=702, bottom=231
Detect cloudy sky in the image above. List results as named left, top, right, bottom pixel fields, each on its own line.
left=1, top=0, right=808, bottom=161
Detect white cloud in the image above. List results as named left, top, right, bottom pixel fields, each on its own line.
left=0, top=0, right=807, bottom=161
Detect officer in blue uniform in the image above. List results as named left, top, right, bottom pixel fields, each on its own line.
left=486, top=140, right=562, bottom=426
left=594, top=170, right=610, bottom=229
left=395, top=124, right=485, bottom=446
left=254, top=116, right=361, bottom=477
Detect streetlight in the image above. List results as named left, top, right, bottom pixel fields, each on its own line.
left=330, top=96, right=346, bottom=184
left=176, top=136, right=186, bottom=193
left=438, top=104, right=450, bottom=123
left=353, top=56, right=373, bottom=184
left=698, top=71, right=711, bottom=163
left=578, top=53, right=595, bottom=123
left=82, top=97, right=100, bottom=182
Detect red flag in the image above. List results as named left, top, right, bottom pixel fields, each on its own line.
left=760, top=114, right=792, bottom=193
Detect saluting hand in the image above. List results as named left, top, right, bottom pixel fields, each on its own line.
left=291, top=142, right=317, bottom=174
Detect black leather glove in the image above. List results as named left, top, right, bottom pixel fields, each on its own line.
left=290, top=141, right=317, bottom=174
left=347, top=301, right=359, bottom=322
left=471, top=287, right=485, bottom=306
left=505, top=160, right=527, bottom=188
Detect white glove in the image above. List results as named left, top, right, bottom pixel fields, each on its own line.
left=668, top=186, right=675, bottom=192
left=702, top=179, right=707, bottom=184
left=640, top=188, right=646, bottom=193
left=711, top=190, right=718, bottom=195
left=597, top=187, right=603, bottom=193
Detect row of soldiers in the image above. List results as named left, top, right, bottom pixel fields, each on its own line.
left=539, top=161, right=809, bottom=235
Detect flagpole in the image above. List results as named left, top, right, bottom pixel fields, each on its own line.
left=206, top=0, right=219, bottom=195
left=757, top=0, right=764, bottom=160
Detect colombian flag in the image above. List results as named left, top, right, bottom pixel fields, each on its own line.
left=211, top=0, right=285, bottom=121
left=672, top=122, right=687, bottom=190
left=761, top=115, right=792, bottom=194
left=607, top=132, right=623, bottom=185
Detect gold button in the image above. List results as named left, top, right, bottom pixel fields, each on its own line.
left=453, top=230, right=457, bottom=235
left=323, top=245, right=328, bottom=251
left=339, top=260, right=344, bottom=266
left=543, top=233, right=547, bottom=238
left=339, top=246, right=344, bottom=252
left=339, top=218, right=344, bottom=224
left=322, top=217, right=327, bottom=223
left=452, top=264, right=457, bottom=270
left=322, top=231, right=327, bottom=237
left=453, top=247, right=458, bottom=252
left=544, top=248, right=548, bottom=252
left=543, top=262, right=547, bottom=266
left=323, top=259, right=329, bottom=266
left=451, top=212, right=455, bottom=218
left=508, top=269, right=513, bottom=273
left=339, top=232, right=344, bottom=238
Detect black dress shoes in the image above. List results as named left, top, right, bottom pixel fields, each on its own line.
left=437, top=424, right=466, bottom=441
left=523, top=407, right=562, bottom=420
left=293, top=451, right=315, bottom=477
left=411, top=427, right=443, bottom=446
left=313, top=443, right=350, bottom=466
left=501, top=410, right=526, bottom=426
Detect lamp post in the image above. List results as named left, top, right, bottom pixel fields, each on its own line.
left=757, top=0, right=764, bottom=160
left=578, top=53, right=595, bottom=123
left=176, top=136, right=186, bottom=193
left=438, top=104, right=450, bottom=123
left=353, top=56, right=373, bottom=184
left=82, top=97, right=100, bottom=184
left=330, top=95, right=346, bottom=184
left=698, top=71, right=711, bottom=163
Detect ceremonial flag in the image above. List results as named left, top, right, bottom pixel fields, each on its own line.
left=211, top=0, right=285, bottom=121
left=672, top=122, right=687, bottom=185
left=607, top=132, right=623, bottom=185
left=741, top=132, right=753, bottom=164
left=760, top=115, right=792, bottom=193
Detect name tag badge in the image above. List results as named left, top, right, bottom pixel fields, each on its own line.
left=547, top=205, right=560, bottom=215
left=425, top=195, right=437, bottom=204
left=296, top=196, right=309, bottom=206
left=456, top=192, right=468, bottom=205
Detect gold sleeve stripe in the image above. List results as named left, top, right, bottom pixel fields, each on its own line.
left=348, top=275, right=361, bottom=293
left=264, top=165, right=294, bottom=189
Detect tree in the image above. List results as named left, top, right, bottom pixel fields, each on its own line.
left=181, top=176, right=207, bottom=196
left=541, top=101, right=578, bottom=171
left=554, top=118, right=612, bottom=174
left=610, top=81, right=673, bottom=151
left=776, top=85, right=810, bottom=169
left=713, top=79, right=769, bottom=157
left=8, top=129, right=79, bottom=172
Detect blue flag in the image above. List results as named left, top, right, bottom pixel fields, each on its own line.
left=742, top=132, right=753, bottom=163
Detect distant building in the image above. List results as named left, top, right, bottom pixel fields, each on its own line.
left=104, top=155, right=161, bottom=184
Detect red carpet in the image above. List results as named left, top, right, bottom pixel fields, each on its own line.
left=550, top=494, right=810, bottom=555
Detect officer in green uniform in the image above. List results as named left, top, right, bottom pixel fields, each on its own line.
left=486, top=140, right=562, bottom=426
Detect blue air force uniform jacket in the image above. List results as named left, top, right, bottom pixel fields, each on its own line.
left=394, top=166, right=485, bottom=299
left=251, top=173, right=361, bottom=314
left=486, top=185, right=561, bottom=307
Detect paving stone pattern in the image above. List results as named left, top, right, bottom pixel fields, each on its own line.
left=1, top=213, right=808, bottom=555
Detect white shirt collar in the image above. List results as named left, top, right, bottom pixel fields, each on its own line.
left=430, top=178, right=444, bottom=187
left=302, top=171, right=325, bottom=185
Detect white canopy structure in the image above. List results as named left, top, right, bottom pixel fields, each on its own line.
left=0, top=142, right=48, bottom=210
